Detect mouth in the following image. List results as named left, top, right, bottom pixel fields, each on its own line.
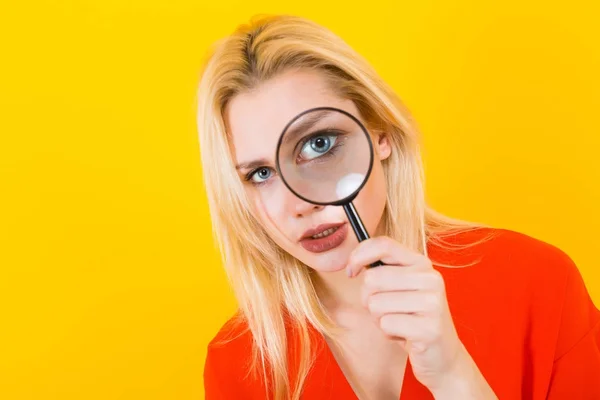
left=300, top=222, right=344, bottom=240
left=299, top=222, right=348, bottom=253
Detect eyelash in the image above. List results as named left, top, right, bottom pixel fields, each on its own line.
left=294, top=128, right=342, bottom=156
left=296, top=130, right=345, bottom=164
left=300, top=141, right=343, bottom=164
left=243, top=130, right=345, bottom=186
left=244, top=167, right=275, bottom=186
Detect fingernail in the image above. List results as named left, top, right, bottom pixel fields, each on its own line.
left=346, top=267, right=352, bottom=278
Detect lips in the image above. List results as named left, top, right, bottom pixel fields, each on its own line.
left=299, top=222, right=348, bottom=253
left=300, top=222, right=345, bottom=240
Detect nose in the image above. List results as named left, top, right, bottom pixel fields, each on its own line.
left=288, top=194, right=324, bottom=218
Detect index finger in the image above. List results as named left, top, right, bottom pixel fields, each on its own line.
left=346, top=236, right=424, bottom=277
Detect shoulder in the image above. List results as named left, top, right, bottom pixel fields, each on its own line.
left=206, top=310, right=253, bottom=353
left=430, top=226, right=578, bottom=286
left=204, top=311, right=266, bottom=399
left=205, top=310, right=253, bottom=367
left=430, top=226, right=595, bottom=341
left=433, top=225, right=600, bottom=349
left=433, top=226, right=587, bottom=312
left=437, top=227, right=600, bottom=397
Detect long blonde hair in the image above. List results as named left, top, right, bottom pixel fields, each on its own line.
left=196, top=14, right=494, bottom=400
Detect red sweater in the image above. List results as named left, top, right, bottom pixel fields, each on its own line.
left=204, top=228, right=600, bottom=399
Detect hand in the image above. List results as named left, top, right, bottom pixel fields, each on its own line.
left=346, top=236, right=497, bottom=399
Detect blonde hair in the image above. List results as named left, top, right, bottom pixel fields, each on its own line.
left=196, top=14, right=495, bottom=400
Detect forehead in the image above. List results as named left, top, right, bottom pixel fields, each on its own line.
left=224, top=69, right=357, bottom=165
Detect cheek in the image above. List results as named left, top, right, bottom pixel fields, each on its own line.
left=254, top=187, right=281, bottom=224
left=353, top=161, right=388, bottom=234
left=249, top=184, right=290, bottom=244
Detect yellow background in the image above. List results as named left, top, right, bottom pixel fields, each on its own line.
left=1, top=1, right=598, bottom=399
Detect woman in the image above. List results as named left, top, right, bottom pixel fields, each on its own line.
left=196, top=14, right=600, bottom=399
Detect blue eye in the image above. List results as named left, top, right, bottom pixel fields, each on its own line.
left=299, top=135, right=337, bottom=160
left=250, top=167, right=272, bottom=183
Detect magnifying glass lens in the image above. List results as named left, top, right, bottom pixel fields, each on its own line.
left=276, top=108, right=373, bottom=204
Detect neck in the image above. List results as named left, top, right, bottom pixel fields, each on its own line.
left=313, top=267, right=367, bottom=315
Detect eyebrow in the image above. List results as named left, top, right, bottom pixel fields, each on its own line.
left=281, top=109, right=335, bottom=147
left=235, top=109, right=336, bottom=172
left=235, top=158, right=270, bottom=171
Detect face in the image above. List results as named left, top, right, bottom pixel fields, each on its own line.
left=225, top=69, right=391, bottom=273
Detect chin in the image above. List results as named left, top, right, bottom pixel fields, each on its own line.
left=309, top=259, right=347, bottom=273
left=276, top=223, right=363, bottom=273
left=300, top=241, right=355, bottom=273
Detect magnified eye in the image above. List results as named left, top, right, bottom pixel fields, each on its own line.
left=299, top=135, right=337, bottom=160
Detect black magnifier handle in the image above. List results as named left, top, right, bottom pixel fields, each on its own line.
left=342, top=202, right=384, bottom=267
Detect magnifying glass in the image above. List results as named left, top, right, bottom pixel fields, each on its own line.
left=275, top=106, right=383, bottom=267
